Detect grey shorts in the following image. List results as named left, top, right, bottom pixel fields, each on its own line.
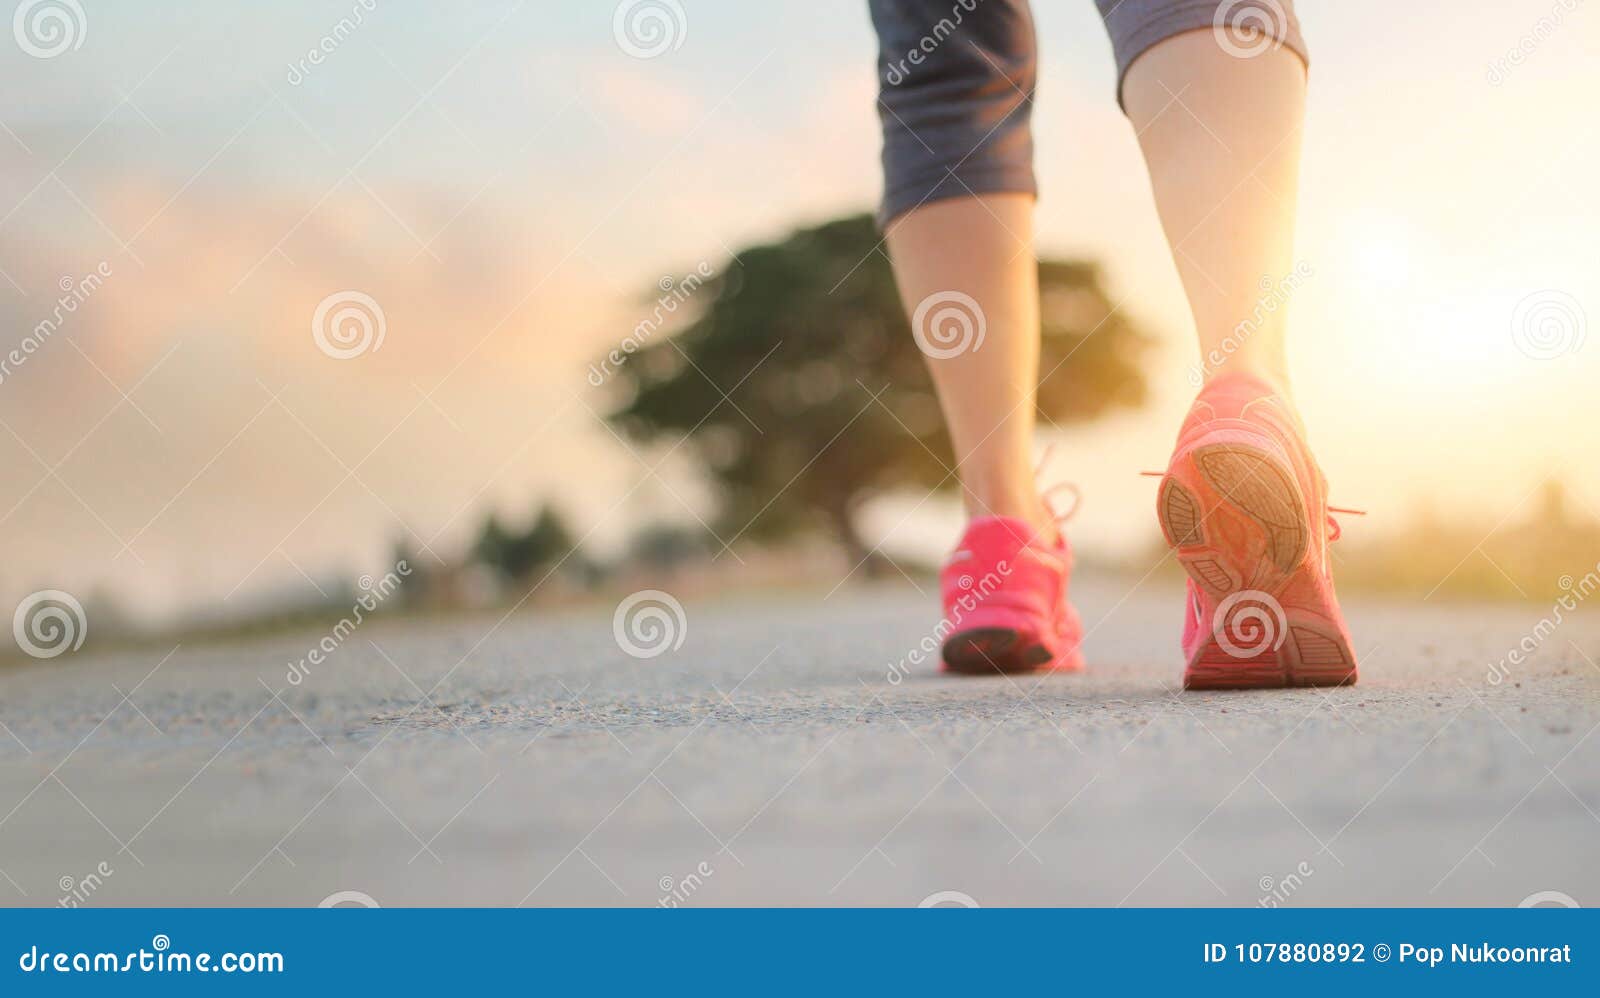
left=870, top=0, right=1308, bottom=225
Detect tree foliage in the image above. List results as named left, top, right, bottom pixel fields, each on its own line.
left=471, top=505, right=577, bottom=582
left=604, top=213, right=1151, bottom=563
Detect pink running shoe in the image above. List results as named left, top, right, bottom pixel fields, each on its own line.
left=1156, top=373, right=1358, bottom=689
left=938, top=515, right=1085, bottom=675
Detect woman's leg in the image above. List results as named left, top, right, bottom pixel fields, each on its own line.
left=883, top=195, right=1051, bottom=532
left=870, top=0, right=1053, bottom=536
left=1101, top=2, right=1310, bottom=390
left=871, top=0, right=1082, bottom=675
left=1099, top=5, right=1357, bottom=687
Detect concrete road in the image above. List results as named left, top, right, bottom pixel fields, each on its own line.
left=1, top=580, right=1596, bottom=907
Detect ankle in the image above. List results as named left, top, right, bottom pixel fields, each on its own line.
left=1203, top=355, right=1292, bottom=400
left=962, top=487, right=1057, bottom=544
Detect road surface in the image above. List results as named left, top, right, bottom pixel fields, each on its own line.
left=1, top=580, right=1596, bottom=907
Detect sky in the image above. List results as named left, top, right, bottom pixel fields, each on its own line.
left=0, top=0, right=1596, bottom=621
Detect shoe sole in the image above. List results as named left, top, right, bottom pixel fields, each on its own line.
left=1159, top=440, right=1357, bottom=690
left=941, top=627, right=1083, bottom=676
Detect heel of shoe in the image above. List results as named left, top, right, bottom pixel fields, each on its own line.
left=1160, top=440, right=1358, bottom=689
left=1159, top=439, right=1307, bottom=597
left=942, top=627, right=1055, bottom=675
left=940, top=606, right=1065, bottom=676
left=1184, top=608, right=1357, bottom=689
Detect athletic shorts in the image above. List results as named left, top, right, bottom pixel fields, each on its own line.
left=869, top=0, right=1308, bottom=224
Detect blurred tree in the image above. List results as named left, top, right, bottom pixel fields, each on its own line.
left=624, top=522, right=712, bottom=573
left=471, top=504, right=579, bottom=583
left=388, top=537, right=427, bottom=608
left=604, top=214, right=1152, bottom=569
